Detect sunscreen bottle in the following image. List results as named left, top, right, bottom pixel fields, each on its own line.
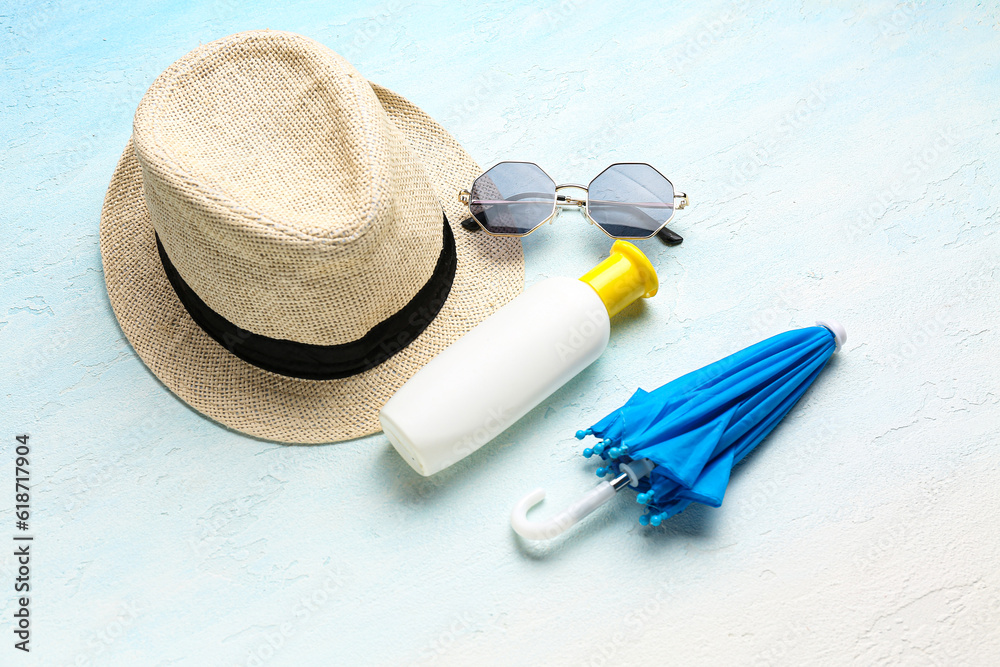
left=380, top=241, right=658, bottom=476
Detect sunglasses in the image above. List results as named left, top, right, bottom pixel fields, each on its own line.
left=458, top=162, right=688, bottom=245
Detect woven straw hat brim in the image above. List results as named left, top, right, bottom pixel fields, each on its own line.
left=100, top=82, right=523, bottom=443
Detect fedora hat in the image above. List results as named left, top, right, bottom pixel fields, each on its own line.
left=100, top=30, right=523, bottom=442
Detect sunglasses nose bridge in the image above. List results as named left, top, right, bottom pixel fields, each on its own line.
left=555, top=183, right=588, bottom=207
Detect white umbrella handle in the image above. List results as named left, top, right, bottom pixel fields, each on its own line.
left=510, top=458, right=656, bottom=540
left=510, top=483, right=617, bottom=541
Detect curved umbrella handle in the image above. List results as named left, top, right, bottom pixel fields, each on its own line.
left=510, top=482, right=617, bottom=541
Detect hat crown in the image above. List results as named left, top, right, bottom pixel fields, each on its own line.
left=132, top=30, right=444, bottom=346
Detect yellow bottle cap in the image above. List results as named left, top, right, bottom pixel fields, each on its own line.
left=579, top=241, right=658, bottom=317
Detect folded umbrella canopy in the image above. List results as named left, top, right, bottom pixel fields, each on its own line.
left=510, top=321, right=845, bottom=540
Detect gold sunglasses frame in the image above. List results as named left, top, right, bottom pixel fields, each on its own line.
left=458, top=161, right=689, bottom=240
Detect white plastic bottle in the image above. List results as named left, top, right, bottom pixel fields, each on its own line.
left=380, top=241, right=659, bottom=476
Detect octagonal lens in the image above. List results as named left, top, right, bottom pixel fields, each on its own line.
left=587, top=163, right=675, bottom=238
left=469, top=162, right=556, bottom=235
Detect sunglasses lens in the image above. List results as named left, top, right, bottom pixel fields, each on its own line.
left=587, top=164, right=675, bottom=238
left=469, top=162, right=556, bottom=235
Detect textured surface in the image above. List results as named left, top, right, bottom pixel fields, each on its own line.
left=2, top=1, right=999, bottom=665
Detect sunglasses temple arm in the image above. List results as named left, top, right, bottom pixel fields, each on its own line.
left=657, top=227, right=683, bottom=246
left=587, top=201, right=684, bottom=245
left=659, top=193, right=687, bottom=244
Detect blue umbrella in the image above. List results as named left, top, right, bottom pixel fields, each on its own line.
left=510, top=321, right=845, bottom=540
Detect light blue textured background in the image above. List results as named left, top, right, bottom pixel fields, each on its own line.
left=2, top=1, right=999, bottom=665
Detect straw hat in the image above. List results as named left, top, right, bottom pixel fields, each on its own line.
left=100, top=30, right=523, bottom=443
